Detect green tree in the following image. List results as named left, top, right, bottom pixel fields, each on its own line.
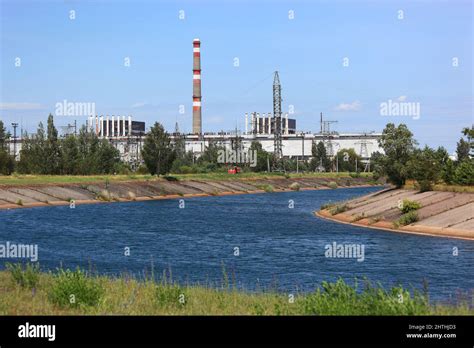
left=45, top=114, right=61, bottom=174
left=453, top=160, right=474, bottom=185
left=407, top=146, right=442, bottom=191
left=335, top=148, right=361, bottom=172
left=249, top=141, right=271, bottom=172
left=374, top=123, right=417, bottom=187
left=310, top=141, right=330, bottom=172
left=0, top=121, right=14, bottom=174
left=142, top=122, right=175, bottom=175
left=96, top=139, right=121, bottom=174
left=456, top=138, right=470, bottom=162
left=61, top=135, right=80, bottom=174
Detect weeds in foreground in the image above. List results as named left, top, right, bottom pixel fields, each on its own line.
left=48, top=268, right=104, bottom=308
left=0, top=266, right=471, bottom=315
left=6, top=262, right=40, bottom=289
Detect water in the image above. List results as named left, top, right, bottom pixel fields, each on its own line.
left=1, top=186, right=473, bottom=301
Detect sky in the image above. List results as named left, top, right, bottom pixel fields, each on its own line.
left=0, top=0, right=472, bottom=154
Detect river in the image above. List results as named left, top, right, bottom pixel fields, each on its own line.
left=1, top=186, right=473, bottom=301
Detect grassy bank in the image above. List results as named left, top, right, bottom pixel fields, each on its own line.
left=0, top=172, right=372, bottom=186
left=0, top=266, right=471, bottom=315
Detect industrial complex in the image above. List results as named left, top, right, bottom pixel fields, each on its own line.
left=5, top=39, right=383, bottom=169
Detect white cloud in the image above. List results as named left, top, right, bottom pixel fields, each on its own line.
left=397, top=95, right=407, bottom=102
left=0, top=102, right=43, bottom=110
left=334, top=100, right=361, bottom=111
left=131, top=102, right=148, bottom=108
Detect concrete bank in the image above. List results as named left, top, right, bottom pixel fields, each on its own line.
left=0, top=176, right=378, bottom=210
left=316, top=188, right=474, bottom=240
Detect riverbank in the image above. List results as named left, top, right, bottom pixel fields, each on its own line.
left=0, top=268, right=471, bottom=315
left=316, top=188, right=474, bottom=241
left=0, top=174, right=380, bottom=210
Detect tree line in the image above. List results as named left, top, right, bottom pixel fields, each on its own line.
left=1, top=115, right=121, bottom=175
left=1, top=117, right=473, bottom=190
left=372, top=123, right=473, bottom=189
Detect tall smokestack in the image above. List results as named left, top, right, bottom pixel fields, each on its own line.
left=193, top=38, right=202, bottom=134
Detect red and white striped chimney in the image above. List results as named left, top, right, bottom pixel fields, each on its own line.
left=193, top=38, right=202, bottom=134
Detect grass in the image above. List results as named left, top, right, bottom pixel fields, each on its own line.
left=329, top=204, right=349, bottom=215
left=404, top=180, right=474, bottom=193
left=399, top=199, right=422, bottom=214
left=0, top=267, right=471, bottom=315
left=394, top=211, right=419, bottom=228
left=0, top=172, right=372, bottom=186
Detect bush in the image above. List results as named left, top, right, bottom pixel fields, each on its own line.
left=329, top=204, right=348, bottom=215
left=258, top=184, right=274, bottom=193
left=6, top=262, right=40, bottom=289
left=302, top=278, right=428, bottom=315
left=396, top=211, right=419, bottom=227
left=289, top=182, right=300, bottom=191
left=155, top=284, right=186, bottom=307
left=453, top=160, right=474, bottom=185
left=328, top=181, right=338, bottom=189
left=49, top=268, right=104, bottom=308
left=399, top=199, right=421, bottom=214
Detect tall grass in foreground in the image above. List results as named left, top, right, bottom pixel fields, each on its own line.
left=0, top=265, right=472, bottom=315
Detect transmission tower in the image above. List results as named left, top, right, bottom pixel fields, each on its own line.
left=272, top=71, right=283, bottom=170
left=355, top=132, right=373, bottom=172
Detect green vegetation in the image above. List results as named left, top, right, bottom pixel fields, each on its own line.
left=48, top=268, right=104, bottom=308
left=335, top=148, right=362, bottom=173
left=0, top=267, right=471, bottom=315
left=399, top=199, right=422, bottom=214
left=258, top=184, right=274, bottom=193
left=395, top=211, right=419, bottom=227
left=373, top=124, right=474, bottom=190
left=17, top=114, right=121, bottom=175
left=142, top=122, right=176, bottom=175
left=310, top=141, right=330, bottom=172
left=0, top=120, right=15, bottom=175
left=329, top=204, right=348, bottom=215
left=328, top=181, right=338, bottom=189
left=6, top=262, right=40, bottom=289
left=289, top=182, right=301, bottom=191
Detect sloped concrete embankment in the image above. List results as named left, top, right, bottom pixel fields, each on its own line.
left=0, top=176, right=376, bottom=210
left=317, top=188, right=474, bottom=240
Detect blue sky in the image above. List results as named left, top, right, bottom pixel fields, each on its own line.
left=1, top=0, right=472, bottom=153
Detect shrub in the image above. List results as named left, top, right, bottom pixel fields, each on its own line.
left=127, top=191, right=136, bottom=201
left=49, top=268, right=104, bottom=308
left=97, top=190, right=111, bottom=201
left=302, top=278, right=428, bottom=315
left=396, top=211, right=419, bottom=227
left=258, top=184, right=274, bottom=193
left=16, top=199, right=23, bottom=206
left=329, top=204, right=348, bottom=215
left=6, top=262, right=40, bottom=289
left=155, top=284, right=186, bottom=307
left=399, top=199, right=421, bottom=213
left=320, top=202, right=336, bottom=210
left=289, top=182, right=300, bottom=191
left=328, top=181, right=338, bottom=189
left=163, top=175, right=179, bottom=181
left=453, top=160, right=474, bottom=185
left=352, top=213, right=365, bottom=222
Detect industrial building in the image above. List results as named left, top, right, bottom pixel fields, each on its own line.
left=5, top=38, right=383, bottom=169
